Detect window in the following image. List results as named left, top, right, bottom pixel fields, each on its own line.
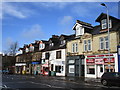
left=100, top=37, right=104, bottom=50
left=61, top=40, right=66, bottom=45
left=72, top=44, right=75, bottom=52
left=75, top=25, right=84, bottom=36
left=56, top=51, right=61, bottom=59
left=69, top=65, right=74, bottom=73
left=45, top=53, right=49, bottom=59
left=55, top=66, right=61, bottom=73
left=50, top=43, right=54, bottom=46
left=25, top=48, right=29, bottom=53
left=39, top=43, right=44, bottom=50
left=84, top=40, right=91, bottom=51
left=84, top=40, right=87, bottom=51
left=101, top=19, right=112, bottom=29
left=101, top=19, right=107, bottom=29
left=87, top=65, right=95, bottom=74
left=76, top=25, right=81, bottom=36
left=88, top=40, right=91, bottom=51
left=75, top=43, right=78, bottom=52
left=72, top=43, right=78, bottom=53
left=105, top=36, right=109, bottom=49
left=29, top=46, right=34, bottom=52
left=99, top=36, right=109, bottom=50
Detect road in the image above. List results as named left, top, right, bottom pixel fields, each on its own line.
left=1, top=74, right=120, bottom=90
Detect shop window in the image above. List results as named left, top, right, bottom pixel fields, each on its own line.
left=56, top=51, right=61, bottom=59
left=69, top=65, right=74, bottom=73
left=55, top=66, right=61, bottom=73
left=87, top=65, right=95, bottom=74
left=43, top=67, right=49, bottom=72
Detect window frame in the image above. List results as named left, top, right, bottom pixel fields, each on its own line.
left=84, top=40, right=87, bottom=51
left=101, top=19, right=112, bottom=29
left=100, top=37, right=104, bottom=50
left=56, top=51, right=61, bottom=59
left=88, top=40, right=91, bottom=51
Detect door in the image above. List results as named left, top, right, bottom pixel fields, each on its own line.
left=97, top=65, right=104, bottom=78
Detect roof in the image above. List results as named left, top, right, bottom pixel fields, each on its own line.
left=73, top=20, right=93, bottom=30
left=41, top=34, right=75, bottom=52
left=96, top=13, right=120, bottom=22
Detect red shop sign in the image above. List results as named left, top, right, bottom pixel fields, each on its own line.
left=86, top=59, right=95, bottom=63
left=104, top=58, right=115, bottom=63
left=95, top=58, right=104, bottom=64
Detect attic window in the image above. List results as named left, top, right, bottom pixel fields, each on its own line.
left=25, top=48, right=29, bottom=53
left=101, top=19, right=112, bottom=29
left=29, top=46, right=34, bottom=52
left=61, top=40, right=66, bottom=45
left=50, top=43, right=54, bottom=46
left=75, top=25, right=84, bottom=36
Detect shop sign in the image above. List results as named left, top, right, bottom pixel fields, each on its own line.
left=95, top=58, right=104, bottom=64
left=104, top=58, right=114, bottom=63
left=87, top=54, right=113, bottom=58
left=86, top=59, right=94, bottom=63
left=69, top=60, right=75, bottom=64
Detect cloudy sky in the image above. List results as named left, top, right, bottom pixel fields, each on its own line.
left=1, top=1, right=119, bottom=53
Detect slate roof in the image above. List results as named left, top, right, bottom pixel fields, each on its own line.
left=41, top=34, right=75, bottom=52
left=92, top=13, right=120, bottom=35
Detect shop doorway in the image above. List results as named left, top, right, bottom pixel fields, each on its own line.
left=96, top=65, right=104, bottom=78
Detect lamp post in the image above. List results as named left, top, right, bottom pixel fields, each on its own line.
left=101, top=3, right=111, bottom=72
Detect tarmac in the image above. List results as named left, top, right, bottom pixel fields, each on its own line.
left=41, top=75, right=101, bottom=84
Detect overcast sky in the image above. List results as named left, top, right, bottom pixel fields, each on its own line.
left=1, top=1, right=119, bottom=53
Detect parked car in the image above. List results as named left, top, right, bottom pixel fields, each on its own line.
left=101, top=72, right=120, bottom=87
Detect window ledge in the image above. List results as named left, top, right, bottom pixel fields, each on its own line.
left=98, top=49, right=108, bottom=51
left=83, top=51, right=92, bottom=53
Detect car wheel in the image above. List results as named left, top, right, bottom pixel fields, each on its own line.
left=102, top=80, right=108, bottom=86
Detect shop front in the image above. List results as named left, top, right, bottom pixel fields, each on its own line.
left=15, top=63, right=26, bottom=74
left=41, top=63, right=49, bottom=76
left=66, top=55, right=84, bottom=77
left=85, top=53, right=118, bottom=78
left=50, top=60, right=65, bottom=76
left=31, top=62, right=41, bottom=75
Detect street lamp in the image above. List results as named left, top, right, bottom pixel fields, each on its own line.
left=101, top=3, right=111, bottom=72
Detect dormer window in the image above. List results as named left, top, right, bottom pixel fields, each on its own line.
left=39, top=43, right=45, bottom=50
left=50, top=43, right=54, bottom=46
left=61, top=40, right=66, bottom=45
left=25, top=48, right=29, bottom=53
left=101, top=19, right=112, bottom=29
left=29, top=46, right=34, bottom=52
left=75, top=24, right=84, bottom=37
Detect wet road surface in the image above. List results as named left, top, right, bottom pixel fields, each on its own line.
left=1, top=75, right=120, bottom=90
